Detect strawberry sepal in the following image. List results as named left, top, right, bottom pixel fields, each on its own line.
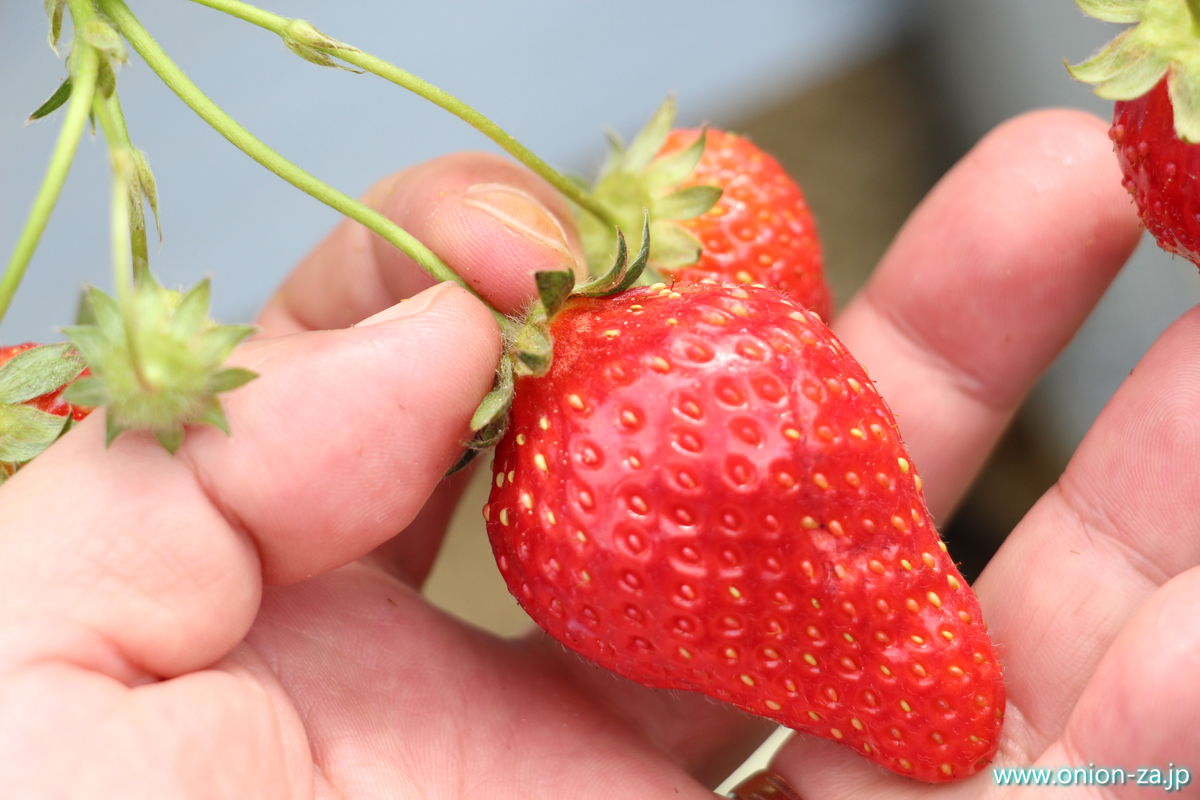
left=1070, top=0, right=1200, bottom=141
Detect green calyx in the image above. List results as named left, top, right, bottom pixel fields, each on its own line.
left=576, top=96, right=721, bottom=280
left=447, top=220, right=651, bottom=474
left=0, top=343, right=86, bottom=467
left=1069, top=0, right=1200, bottom=141
left=63, top=276, right=256, bottom=453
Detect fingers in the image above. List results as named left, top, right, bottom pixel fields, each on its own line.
left=834, top=109, right=1142, bottom=516
left=259, top=151, right=585, bottom=336
left=1042, top=567, right=1200, bottom=796
left=0, top=283, right=500, bottom=680
left=972, top=305, right=1200, bottom=753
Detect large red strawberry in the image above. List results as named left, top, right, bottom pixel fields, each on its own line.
left=577, top=100, right=831, bottom=318
left=1070, top=0, right=1200, bottom=267
left=0, top=342, right=91, bottom=478
left=484, top=281, right=1004, bottom=783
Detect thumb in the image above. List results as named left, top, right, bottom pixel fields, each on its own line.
left=0, top=281, right=499, bottom=679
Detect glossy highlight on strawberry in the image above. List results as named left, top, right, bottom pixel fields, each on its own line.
left=485, top=282, right=1004, bottom=782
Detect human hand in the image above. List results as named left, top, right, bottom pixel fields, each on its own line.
left=0, top=108, right=1176, bottom=799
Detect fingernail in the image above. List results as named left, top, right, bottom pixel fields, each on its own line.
left=356, top=282, right=456, bottom=327
left=462, top=182, right=579, bottom=271
left=727, top=770, right=804, bottom=800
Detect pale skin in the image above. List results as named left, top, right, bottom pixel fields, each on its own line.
left=0, top=108, right=1194, bottom=799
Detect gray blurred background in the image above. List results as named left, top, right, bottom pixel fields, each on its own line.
left=1, top=0, right=1196, bottom=771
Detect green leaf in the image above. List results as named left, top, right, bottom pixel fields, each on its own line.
left=624, top=96, right=677, bottom=172
left=1169, top=69, right=1200, bottom=143
left=27, top=77, right=72, bottom=123
left=1068, top=30, right=1168, bottom=99
left=207, top=367, right=257, bottom=394
left=281, top=19, right=363, bottom=72
left=62, top=324, right=114, bottom=368
left=513, top=323, right=553, bottom=377
left=133, top=150, right=163, bottom=242
left=154, top=426, right=185, bottom=454
left=1074, top=0, right=1146, bottom=23
left=611, top=216, right=652, bottom=294
left=0, top=404, right=68, bottom=464
left=576, top=226, right=629, bottom=295
left=105, top=411, right=125, bottom=447
left=534, top=270, right=575, bottom=318
left=470, top=357, right=515, bottom=432
left=81, top=19, right=127, bottom=63
left=44, top=0, right=66, bottom=54
left=73, top=289, right=98, bottom=326
left=197, top=401, right=231, bottom=436
left=0, top=343, right=84, bottom=405
left=652, top=184, right=722, bottom=221
left=643, top=128, right=707, bottom=193
left=198, top=324, right=256, bottom=365
left=95, top=58, right=117, bottom=99
left=649, top=220, right=703, bottom=269
left=63, top=376, right=110, bottom=408
left=174, top=278, right=212, bottom=335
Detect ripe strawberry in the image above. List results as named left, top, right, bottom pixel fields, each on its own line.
left=1110, top=78, right=1200, bottom=265
left=0, top=343, right=92, bottom=421
left=655, top=128, right=830, bottom=319
left=578, top=100, right=831, bottom=318
left=1070, top=0, right=1200, bottom=267
left=0, top=342, right=91, bottom=478
left=485, top=282, right=1004, bottom=782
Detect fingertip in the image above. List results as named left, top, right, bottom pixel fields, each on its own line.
left=370, top=152, right=585, bottom=315
left=188, top=281, right=503, bottom=583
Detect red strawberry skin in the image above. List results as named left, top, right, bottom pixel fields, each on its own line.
left=485, top=283, right=1004, bottom=782
left=1112, top=77, right=1200, bottom=266
left=658, top=129, right=832, bottom=320
left=0, top=343, right=91, bottom=421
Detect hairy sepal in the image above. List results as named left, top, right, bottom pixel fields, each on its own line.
left=1070, top=0, right=1200, bottom=141
left=63, top=276, right=256, bottom=453
left=0, top=343, right=85, bottom=405
left=579, top=98, right=721, bottom=277
left=456, top=221, right=652, bottom=470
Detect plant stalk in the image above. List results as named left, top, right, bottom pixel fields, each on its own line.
left=97, top=0, right=515, bottom=335
left=0, top=10, right=100, bottom=326
left=186, top=0, right=618, bottom=230
left=91, top=92, right=149, bottom=281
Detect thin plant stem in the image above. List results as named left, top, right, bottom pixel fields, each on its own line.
left=91, top=92, right=150, bottom=281
left=97, top=0, right=516, bottom=335
left=187, top=0, right=618, bottom=230
left=0, top=26, right=99, bottom=326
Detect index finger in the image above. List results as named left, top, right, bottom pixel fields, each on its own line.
left=258, top=151, right=585, bottom=336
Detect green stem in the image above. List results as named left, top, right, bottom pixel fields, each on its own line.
left=97, top=0, right=514, bottom=334
left=0, top=22, right=99, bottom=326
left=107, top=150, right=150, bottom=390
left=1189, top=0, right=1200, bottom=36
left=186, top=0, right=618, bottom=230
left=91, top=91, right=149, bottom=281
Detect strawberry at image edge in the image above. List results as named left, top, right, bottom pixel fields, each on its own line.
left=1070, top=0, right=1200, bottom=267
